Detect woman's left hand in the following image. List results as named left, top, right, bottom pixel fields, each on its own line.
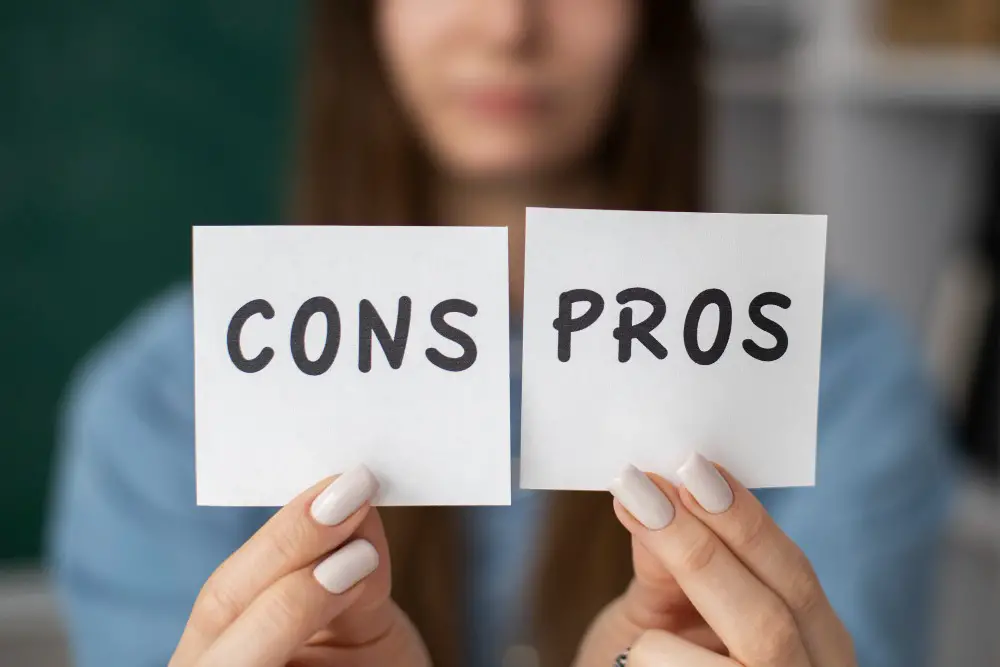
left=576, top=454, right=857, bottom=667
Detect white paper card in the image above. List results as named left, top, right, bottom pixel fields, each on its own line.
left=520, top=208, right=827, bottom=490
left=193, top=225, right=511, bottom=506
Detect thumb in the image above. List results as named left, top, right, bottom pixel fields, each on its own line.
left=623, top=538, right=725, bottom=654
left=622, top=536, right=698, bottom=629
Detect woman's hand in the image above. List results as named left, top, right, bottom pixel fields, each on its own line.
left=169, top=466, right=430, bottom=667
left=576, top=454, right=856, bottom=667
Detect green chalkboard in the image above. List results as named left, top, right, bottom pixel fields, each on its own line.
left=1, top=1, right=300, bottom=560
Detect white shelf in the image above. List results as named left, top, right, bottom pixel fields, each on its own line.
left=0, top=569, right=65, bottom=639
left=712, top=51, right=1000, bottom=109
left=950, top=473, right=1000, bottom=553
left=837, top=50, right=1000, bottom=109
left=709, top=59, right=790, bottom=103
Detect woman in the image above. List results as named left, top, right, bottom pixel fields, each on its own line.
left=50, top=2, right=954, bottom=666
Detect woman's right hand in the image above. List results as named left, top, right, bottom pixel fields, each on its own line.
left=169, top=466, right=430, bottom=667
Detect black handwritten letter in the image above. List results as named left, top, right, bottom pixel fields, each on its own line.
left=425, top=299, right=478, bottom=372
left=612, top=287, right=668, bottom=362
left=227, top=299, right=275, bottom=373
left=290, top=296, right=341, bottom=376
left=359, top=297, right=412, bottom=372
left=683, top=288, right=733, bottom=366
left=742, top=291, right=791, bottom=362
left=552, top=289, right=604, bottom=362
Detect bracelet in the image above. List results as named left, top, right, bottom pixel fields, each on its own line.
left=613, top=647, right=630, bottom=666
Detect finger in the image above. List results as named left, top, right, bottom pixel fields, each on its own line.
left=628, top=629, right=739, bottom=667
left=611, top=465, right=811, bottom=667
left=675, top=624, right=727, bottom=655
left=622, top=537, right=706, bottom=632
left=197, top=539, right=379, bottom=667
left=320, top=505, right=398, bottom=644
left=296, top=600, right=429, bottom=666
left=677, top=454, right=854, bottom=667
left=174, top=465, right=378, bottom=661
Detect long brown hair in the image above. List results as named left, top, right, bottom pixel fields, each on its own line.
left=291, top=2, right=705, bottom=665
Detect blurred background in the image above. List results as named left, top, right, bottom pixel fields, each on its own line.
left=2, top=0, right=997, bottom=664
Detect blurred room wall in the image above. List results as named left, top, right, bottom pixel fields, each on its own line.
left=1, top=1, right=300, bottom=561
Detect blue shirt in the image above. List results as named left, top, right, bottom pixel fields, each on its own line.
left=48, top=283, right=955, bottom=667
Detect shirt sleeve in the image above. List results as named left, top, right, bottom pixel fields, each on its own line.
left=758, top=287, right=956, bottom=667
left=46, top=286, right=274, bottom=667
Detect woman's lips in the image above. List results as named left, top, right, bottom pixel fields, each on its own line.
left=458, top=86, right=548, bottom=121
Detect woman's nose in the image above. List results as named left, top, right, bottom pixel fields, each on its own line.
left=472, top=0, right=538, bottom=54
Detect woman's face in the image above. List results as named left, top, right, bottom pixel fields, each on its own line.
left=377, top=0, right=638, bottom=181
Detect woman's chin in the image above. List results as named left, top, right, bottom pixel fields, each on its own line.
left=435, top=152, right=579, bottom=186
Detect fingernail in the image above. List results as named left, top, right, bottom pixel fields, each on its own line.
left=677, top=453, right=733, bottom=514
left=313, top=539, right=379, bottom=594
left=310, top=465, right=379, bottom=526
left=609, top=464, right=675, bottom=530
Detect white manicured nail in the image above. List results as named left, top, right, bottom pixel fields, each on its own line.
left=677, top=453, right=733, bottom=514
left=313, top=539, right=379, bottom=594
left=310, top=465, right=379, bottom=526
left=609, top=464, right=675, bottom=530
